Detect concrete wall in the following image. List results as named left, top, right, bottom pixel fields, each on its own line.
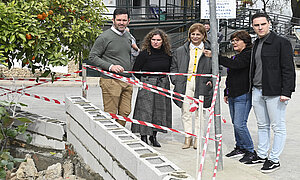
left=14, top=109, right=66, bottom=150
left=65, top=96, right=193, bottom=180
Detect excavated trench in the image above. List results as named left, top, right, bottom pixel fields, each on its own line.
left=8, top=140, right=103, bottom=180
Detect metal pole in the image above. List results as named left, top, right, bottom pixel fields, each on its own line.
left=198, top=0, right=201, bottom=21
left=82, top=63, right=87, bottom=98
left=158, top=0, right=161, bottom=23
left=209, top=0, right=223, bottom=170
left=196, top=96, right=204, bottom=178
left=165, top=0, right=168, bottom=20
left=183, top=0, right=187, bottom=31
left=225, top=21, right=228, bottom=41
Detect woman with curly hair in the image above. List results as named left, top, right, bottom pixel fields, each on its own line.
left=131, top=29, right=172, bottom=147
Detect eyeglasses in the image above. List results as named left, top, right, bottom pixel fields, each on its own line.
left=230, top=39, right=240, bottom=43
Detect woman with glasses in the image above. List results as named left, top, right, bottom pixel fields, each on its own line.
left=205, top=30, right=255, bottom=163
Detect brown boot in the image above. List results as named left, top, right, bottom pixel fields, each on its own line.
left=193, top=138, right=198, bottom=149
left=182, top=137, right=193, bottom=149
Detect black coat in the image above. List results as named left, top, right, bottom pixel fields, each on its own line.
left=219, top=47, right=251, bottom=98
left=250, top=31, right=295, bottom=98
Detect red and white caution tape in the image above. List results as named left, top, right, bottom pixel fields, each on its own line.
left=83, top=64, right=218, bottom=78
left=122, top=70, right=218, bottom=78
left=60, top=70, right=83, bottom=77
left=0, top=82, right=49, bottom=97
left=108, top=112, right=197, bottom=137
left=0, top=84, right=218, bottom=140
left=197, top=76, right=220, bottom=180
left=212, top=135, right=222, bottom=180
left=0, top=84, right=217, bottom=139
left=108, top=111, right=220, bottom=142
left=0, top=77, right=82, bottom=82
left=0, top=86, right=65, bottom=105
left=214, top=114, right=227, bottom=123
left=0, top=70, right=82, bottom=97
left=85, top=65, right=205, bottom=111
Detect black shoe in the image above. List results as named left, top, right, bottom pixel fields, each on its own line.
left=261, top=160, right=280, bottom=173
left=141, top=135, right=148, bottom=144
left=149, top=131, right=161, bottom=147
left=239, top=150, right=257, bottom=163
left=225, top=147, right=245, bottom=158
left=244, top=154, right=267, bottom=166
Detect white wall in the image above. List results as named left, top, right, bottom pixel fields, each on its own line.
left=103, top=0, right=116, bottom=19
left=250, top=0, right=292, bottom=16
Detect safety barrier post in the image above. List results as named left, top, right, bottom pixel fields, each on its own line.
left=82, top=63, right=87, bottom=98
left=209, top=0, right=223, bottom=171
left=196, top=96, right=204, bottom=179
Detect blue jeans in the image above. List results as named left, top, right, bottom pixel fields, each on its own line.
left=252, top=87, right=287, bottom=162
left=228, top=93, right=254, bottom=152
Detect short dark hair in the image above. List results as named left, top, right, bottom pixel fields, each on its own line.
left=203, top=22, right=210, bottom=26
left=251, top=12, right=271, bottom=23
left=113, top=8, right=129, bottom=19
left=230, top=30, right=252, bottom=48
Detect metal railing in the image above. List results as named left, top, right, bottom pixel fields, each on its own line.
left=226, top=8, right=300, bottom=39
left=104, top=4, right=199, bottom=25
left=103, top=3, right=300, bottom=51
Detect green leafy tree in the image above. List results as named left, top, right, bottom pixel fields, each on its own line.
left=0, top=100, right=32, bottom=178
left=0, top=0, right=107, bottom=77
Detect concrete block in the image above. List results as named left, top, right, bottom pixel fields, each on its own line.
left=110, top=132, right=147, bottom=176
left=30, top=119, right=47, bottom=134
left=66, top=116, right=79, bottom=136
left=104, top=130, right=123, bottom=157
left=98, top=145, right=113, bottom=173
left=85, top=150, right=101, bottom=174
left=162, top=174, right=194, bottom=180
left=77, top=124, right=100, bottom=158
left=16, top=132, right=65, bottom=150
left=85, top=113, right=98, bottom=135
left=92, top=121, right=109, bottom=147
left=54, top=139, right=66, bottom=150
left=65, top=98, right=87, bottom=124
left=67, top=131, right=88, bottom=161
left=137, top=155, right=183, bottom=180
left=112, top=160, right=129, bottom=180
left=44, top=120, right=65, bottom=140
left=14, top=117, right=46, bottom=135
left=66, top=96, right=193, bottom=180
left=67, top=124, right=113, bottom=180
left=68, top=129, right=114, bottom=180
left=28, top=114, right=43, bottom=119
left=29, top=132, right=52, bottom=147
left=112, top=142, right=139, bottom=176
left=101, top=171, right=114, bottom=180
left=14, top=111, right=65, bottom=140
left=136, top=158, right=161, bottom=180
left=67, top=115, right=99, bottom=156
left=70, top=106, right=90, bottom=129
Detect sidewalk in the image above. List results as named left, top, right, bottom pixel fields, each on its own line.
left=0, top=70, right=299, bottom=179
